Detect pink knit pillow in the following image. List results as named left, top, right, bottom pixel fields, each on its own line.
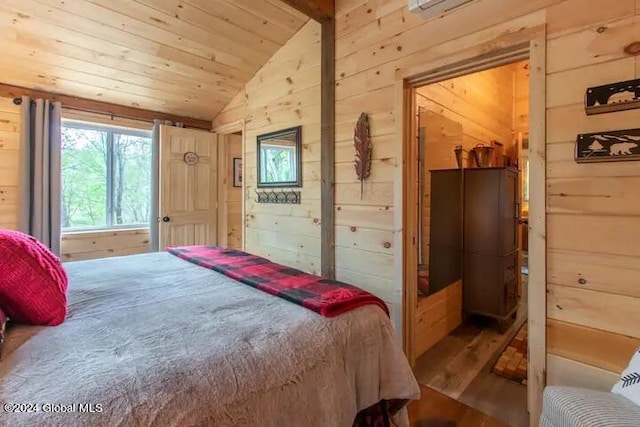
left=0, top=230, right=68, bottom=326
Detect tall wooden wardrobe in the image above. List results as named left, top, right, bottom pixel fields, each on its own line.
left=428, top=167, right=519, bottom=328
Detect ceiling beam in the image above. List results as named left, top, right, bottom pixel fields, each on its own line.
left=320, top=18, right=335, bottom=279
left=279, top=0, right=334, bottom=22
left=0, top=83, right=212, bottom=130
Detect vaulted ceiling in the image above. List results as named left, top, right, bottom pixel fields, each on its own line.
left=0, top=0, right=309, bottom=121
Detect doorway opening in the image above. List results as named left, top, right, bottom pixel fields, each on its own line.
left=406, top=57, right=533, bottom=427
left=217, top=130, right=245, bottom=250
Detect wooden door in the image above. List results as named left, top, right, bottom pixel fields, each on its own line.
left=159, top=125, right=218, bottom=249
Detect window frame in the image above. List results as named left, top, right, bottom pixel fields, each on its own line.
left=61, top=120, right=152, bottom=232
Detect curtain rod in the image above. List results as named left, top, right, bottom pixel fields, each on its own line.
left=13, top=97, right=59, bottom=109
left=1, top=83, right=212, bottom=130
left=13, top=97, right=152, bottom=122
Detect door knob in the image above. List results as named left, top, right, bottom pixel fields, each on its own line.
left=162, top=216, right=171, bottom=223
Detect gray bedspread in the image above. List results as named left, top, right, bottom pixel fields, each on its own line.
left=0, top=252, right=420, bottom=426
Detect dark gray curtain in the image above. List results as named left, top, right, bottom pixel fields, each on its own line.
left=149, top=119, right=175, bottom=252
left=19, top=97, right=63, bottom=255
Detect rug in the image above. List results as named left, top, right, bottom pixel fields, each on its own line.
left=492, top=323, right=527, bottom=385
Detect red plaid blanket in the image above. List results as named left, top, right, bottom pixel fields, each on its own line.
left=167, top=246, right=388, bottom=317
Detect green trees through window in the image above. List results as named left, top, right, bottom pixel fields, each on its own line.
left=61, top=122, right=152, bottom=230
left=259, top=145, right=296, bottom=183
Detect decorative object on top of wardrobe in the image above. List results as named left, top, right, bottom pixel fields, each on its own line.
left=491, top=140, right=504, bottom=167
left=454, top=145, right=464, bottom=169
left=256, top=126, right=302, bottom=188
left=353, top=113, right=372, bottom=199
left=585, top=78, right=640, bottom=115
left=470, top=144, right=494, bottom=168
left=575, top=128, right=640, bottom=163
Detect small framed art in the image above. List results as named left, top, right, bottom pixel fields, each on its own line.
left=233, top=158, right=242, bottom=187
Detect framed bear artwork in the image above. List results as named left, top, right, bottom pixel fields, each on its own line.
left=575, top=128, right=640, bottom=163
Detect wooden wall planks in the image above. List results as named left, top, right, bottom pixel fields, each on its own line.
left=417, top=63, right=518, bottom=152
left=62, top=109, right=152, bottom=131
left=547, top=319, right=640, bottom=373
left=548, top=284, right=640, bottom=340
left=213, top=21, right=322, bottom=274
left=414, top=281, right=463, bottom=359
left=547, top=354, right=620, bottom=391
left=513, top=62, right=530, bottom=136
left=0, top=97, right=21, bottom=231
left=60, top=229, right=150, bottom=261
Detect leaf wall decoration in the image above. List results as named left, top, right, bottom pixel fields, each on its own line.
left=354, top=113, right=372, bottom=200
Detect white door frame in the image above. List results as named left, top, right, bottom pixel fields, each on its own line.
left=397, top=18, right=547, bottom=426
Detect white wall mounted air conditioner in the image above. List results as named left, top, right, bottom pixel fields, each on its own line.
left=408, top=0, right=475, bottom=19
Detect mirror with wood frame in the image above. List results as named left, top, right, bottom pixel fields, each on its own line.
left=257, top=126, right=302, bottom=188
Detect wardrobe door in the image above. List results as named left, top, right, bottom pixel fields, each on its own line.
left=499, top=168, right=519, bottom=255
left=463, top=252, right=500, bottom=316
left=464, top=168, right=500, bottom=255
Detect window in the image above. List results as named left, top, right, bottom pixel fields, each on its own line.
left=259, top=143, right=297, bottom=183
left=61, top=121, right=152, bottom=230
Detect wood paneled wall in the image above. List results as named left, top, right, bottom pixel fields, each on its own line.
left=213, top=21, right=322, bottom=274
left=60, top=229, right=150, bottom=261
left=0, top=97, right=21, bottom=230
left=514, top=62, right=530, bottom=136
left=414, top=280, right=462, bottom=359
left=63, top=108, right=152, bottom=131
left=417, top=63, right=517, bottom=159
left=544, top=4, right=640, bottom=387
left=328, top=0, right=640, bottom=389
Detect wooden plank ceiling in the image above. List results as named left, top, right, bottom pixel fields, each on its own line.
left=0, top=0, right=309, bottom=121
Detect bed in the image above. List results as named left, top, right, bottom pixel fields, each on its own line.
left=0, top=252, right=420, bottom=426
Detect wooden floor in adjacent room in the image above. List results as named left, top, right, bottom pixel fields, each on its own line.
left=408, top=386, right=507, bottom=427
left=413, top=288, right=529, bottom=427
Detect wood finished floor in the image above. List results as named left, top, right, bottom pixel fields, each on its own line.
left=413, top=276, right=529, bottom=427
left=408, top=386, right=507, bottom=427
